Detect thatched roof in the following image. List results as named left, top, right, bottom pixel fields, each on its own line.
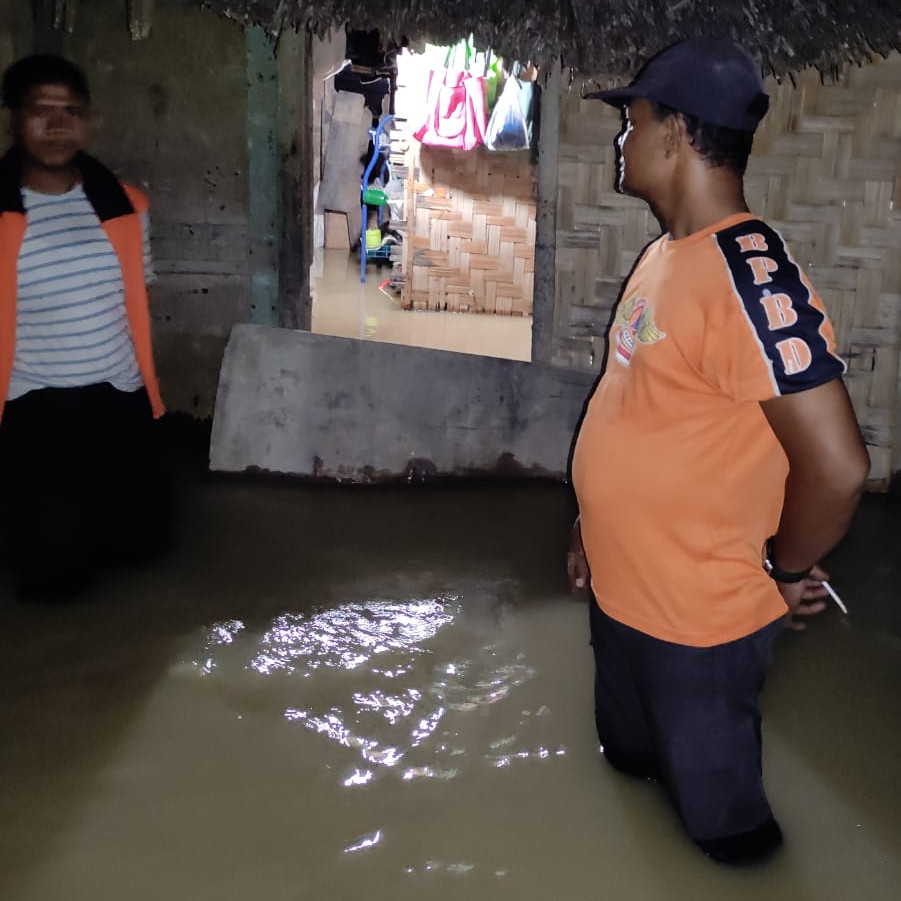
left=204, top=1, right=901, bottom=76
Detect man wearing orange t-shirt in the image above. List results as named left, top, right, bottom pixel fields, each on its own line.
left=569, top=39, right=869, bottom=863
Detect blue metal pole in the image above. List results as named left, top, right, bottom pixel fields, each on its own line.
left=360, top=115, right=394, bottom=284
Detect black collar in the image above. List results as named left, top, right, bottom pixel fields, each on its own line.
left=0, top=147, right=134, bottom=221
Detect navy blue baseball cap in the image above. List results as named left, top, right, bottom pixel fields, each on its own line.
left=586, top=38, right=770, bottom=132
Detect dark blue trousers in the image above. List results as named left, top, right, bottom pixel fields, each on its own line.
left=589, top=599, right=784, bottom=861
left=0, top=383, right=173, bottom=598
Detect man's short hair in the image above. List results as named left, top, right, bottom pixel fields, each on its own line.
left=2, top=54, right=91, bottom=110
left=650, top=101, right=754, bottom=177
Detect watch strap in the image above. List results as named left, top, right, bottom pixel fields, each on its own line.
left=766, top=538, right=812, bottom=584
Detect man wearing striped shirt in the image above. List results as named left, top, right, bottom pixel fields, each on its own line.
left=0, top=55, right=171, bottom=599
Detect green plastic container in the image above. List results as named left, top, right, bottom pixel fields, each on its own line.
left=363, top=186, right=388, bottom=206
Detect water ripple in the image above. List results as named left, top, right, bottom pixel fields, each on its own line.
left=249, top=598, right=454, bottom=676
left=186, top=592, right=566, bottom=796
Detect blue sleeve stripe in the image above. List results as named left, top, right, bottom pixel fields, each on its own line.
left=714, top=220, right=846, bottom=396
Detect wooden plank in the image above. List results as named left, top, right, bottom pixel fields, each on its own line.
left=324, top=212, right=350, bottom=250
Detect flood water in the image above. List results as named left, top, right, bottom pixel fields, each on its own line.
left=311, top=248, right=532, bottom=362
left=0, top=479, right=898, bottom=900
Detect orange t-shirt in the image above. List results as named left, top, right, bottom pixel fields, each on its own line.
left=571, top=213, right=846, bottom=647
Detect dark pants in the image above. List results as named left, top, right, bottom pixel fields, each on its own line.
left=0, top=383, right=173, bottom=598
left=589, top=599, right=784, bottom=862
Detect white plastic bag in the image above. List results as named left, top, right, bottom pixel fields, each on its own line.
left=485, top=74, right=530, bottom=151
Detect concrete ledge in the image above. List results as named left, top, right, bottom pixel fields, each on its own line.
left=209, top=324, right=597, bottom=481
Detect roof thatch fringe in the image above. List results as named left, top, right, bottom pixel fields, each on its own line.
left=203, top=0, right=901, bottom=76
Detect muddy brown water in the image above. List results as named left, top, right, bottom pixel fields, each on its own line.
left=0, top=480, right=898, bottom=900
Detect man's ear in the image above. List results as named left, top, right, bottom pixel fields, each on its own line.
left=662, top=113, right=685, bottom=158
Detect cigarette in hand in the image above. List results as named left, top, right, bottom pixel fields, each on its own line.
left=819, top=579, right=848, bottom=615
left=765, top=559, right=848, bottom=615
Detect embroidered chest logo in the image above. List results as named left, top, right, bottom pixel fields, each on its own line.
left=612, top=296, right=666, bottom=367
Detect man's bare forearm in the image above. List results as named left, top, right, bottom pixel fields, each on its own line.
left=771, top=471, right=865, bottom=573
left=761, top=379, right=870, bottom=574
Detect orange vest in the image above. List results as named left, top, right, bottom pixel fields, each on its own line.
left=0, top=149, right=163, bottom=423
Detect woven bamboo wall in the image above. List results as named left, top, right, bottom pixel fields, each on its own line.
left=402, top=145, right=536, bottom=315
left=554, top=52, right=901, bottom=484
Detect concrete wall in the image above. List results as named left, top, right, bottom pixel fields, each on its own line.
left=0, top=0, right=31, bottom=75
left=210, top=325, right=596, bottom=480
left=0, top=0, right=251, bottom=418
left=57, top=0, right=250, bottom=418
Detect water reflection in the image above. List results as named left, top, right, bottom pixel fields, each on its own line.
left=343, top=768, right=374, bottom=787
left=195, top=618, right=246, bottom=675
left=343, top=830, right=382, bottom=854
left=404, top=861, right=478, bottom=876
left=249, top=598, right=455, bottom=675
left=182, top=591, right=578, bottom=875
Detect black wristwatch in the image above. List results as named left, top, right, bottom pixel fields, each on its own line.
left=765, top=538, right=812, bottom=583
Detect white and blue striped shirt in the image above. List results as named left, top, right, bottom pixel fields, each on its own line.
left=9, top=183, right=154, bottom=400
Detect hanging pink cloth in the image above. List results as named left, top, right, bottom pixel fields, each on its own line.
left=413, top=68, right=487, bottom=151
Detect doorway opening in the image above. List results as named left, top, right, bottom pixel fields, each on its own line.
left=310, top=29, right=536, bottom=362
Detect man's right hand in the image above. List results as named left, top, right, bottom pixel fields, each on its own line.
left=777, top=563, right=830, bottom=631
left=566, top=516, right=591, bottom=594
